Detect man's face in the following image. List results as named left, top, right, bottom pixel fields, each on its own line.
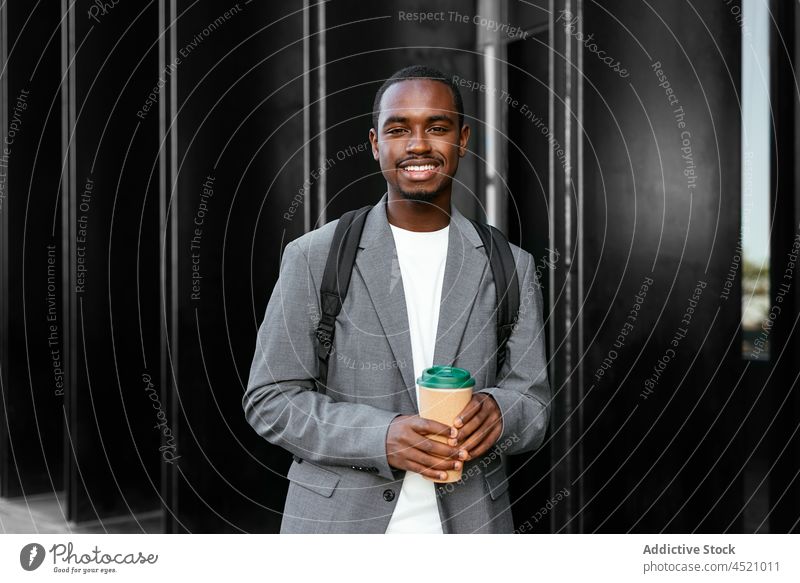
left=369, top=79, right=470, bottom=202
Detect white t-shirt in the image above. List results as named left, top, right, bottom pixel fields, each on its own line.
left=384, top=222, right=449, bottom=534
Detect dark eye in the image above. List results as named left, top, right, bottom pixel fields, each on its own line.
left=429, top=126, right=448, bottom=133
left=386, top=127, right=406, bottom=135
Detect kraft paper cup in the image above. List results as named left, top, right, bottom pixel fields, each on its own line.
left=417, top=366, right=475, bottom=483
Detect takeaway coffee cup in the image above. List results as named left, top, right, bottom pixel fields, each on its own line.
left=417, top=366, right=475, bottom=483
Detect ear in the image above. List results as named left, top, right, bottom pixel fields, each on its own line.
left=458, top=123, right=471, bottom=157
left=368, top=128, right=379, bottom=160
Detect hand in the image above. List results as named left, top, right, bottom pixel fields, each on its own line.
left=450, top=394, right=502, bottom=461
left=386, top=415, right=469, bottom=481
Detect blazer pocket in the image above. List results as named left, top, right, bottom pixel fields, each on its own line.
left=484, top=463, right=510, bottom=501
left=287, top=459, right=341, bottom=498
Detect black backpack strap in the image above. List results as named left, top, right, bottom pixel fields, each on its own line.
left=314, top=205, right=372, bottom=395
left=470, top=220, right=520, bottom=377
left=294, top=206, right=370, bottom=464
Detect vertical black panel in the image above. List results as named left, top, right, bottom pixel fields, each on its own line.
left=506, top=30, right=555, bottom=532
left=66, top=0, right=161, bottom=522
left=165, top=0, right=306, bottom=533
left=580, top=1, right=743, bottom=531
left=0, top=2, right=64, bottom=498
left=768, top=0, right=799, bottom=534
left=542, top=0, right=586, bottom=534
left=507, top=0, right=548, bottom=33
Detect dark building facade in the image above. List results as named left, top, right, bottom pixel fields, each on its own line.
left=1, top=0, right=798, bottom=533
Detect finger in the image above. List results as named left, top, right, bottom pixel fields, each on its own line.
left=463, top=419, right=503, bottom=458
left=404, top=459, right=451, bottom=481
left=466, top=423, right=504, bottom=459
left=453, top=397, right=483, bottom=428
left=411, top=417, right=453, bottom=438
left=406, top=433, right=464, bottom=460
left=407, top=449, right=462, bottom=473
left=459, top=418, right=500, bottom=456
left=454, top=394, right=499, bottom=441
left=453, top=405, right=489, bottom=442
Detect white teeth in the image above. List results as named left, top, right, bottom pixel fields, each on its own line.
left=403, top=164, right=436, bottom=172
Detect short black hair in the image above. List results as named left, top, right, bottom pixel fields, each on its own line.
left=372, top=65, right=465, bottom=131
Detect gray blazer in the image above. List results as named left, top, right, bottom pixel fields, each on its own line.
left=243, top=194, right=551, bottom=533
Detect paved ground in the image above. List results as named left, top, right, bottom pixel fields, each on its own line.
left=0, top=492, right=161, bottom=534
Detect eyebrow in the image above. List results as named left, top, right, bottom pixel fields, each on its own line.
left=382, top=114, right=455, bottom=129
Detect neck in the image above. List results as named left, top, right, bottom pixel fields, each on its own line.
left=385, top=190, right=452, bottom=231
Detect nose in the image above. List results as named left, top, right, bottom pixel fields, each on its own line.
left=405, top=129, right=431, bottom=154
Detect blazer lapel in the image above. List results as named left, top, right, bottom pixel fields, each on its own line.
left=355, top=197, right=417, bottom=400
left=432, top=206, right=488, bottom=370
left=354, top=195, right=487, bottom=410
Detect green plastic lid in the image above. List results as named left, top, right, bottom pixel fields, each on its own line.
left=417, top=366, right=475, bottom=389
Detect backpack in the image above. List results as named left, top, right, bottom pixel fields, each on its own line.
left=313, top=204, right=520, bottom=395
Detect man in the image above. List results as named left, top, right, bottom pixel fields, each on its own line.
left=243, top=65, right=550, bottom=533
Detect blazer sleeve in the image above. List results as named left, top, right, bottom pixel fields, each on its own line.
left=243, top=240, right=401, bottom=480
left=476, top=250, right=551, bottom=455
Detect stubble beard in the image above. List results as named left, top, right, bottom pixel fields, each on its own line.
left=396, top=176, right=449, bottom=203
left=397, top=188, right=441, bottom=203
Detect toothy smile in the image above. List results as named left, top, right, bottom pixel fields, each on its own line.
left=397, top=159, right=441, bottom=180
left=402, top=164, right=437, bottom=172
